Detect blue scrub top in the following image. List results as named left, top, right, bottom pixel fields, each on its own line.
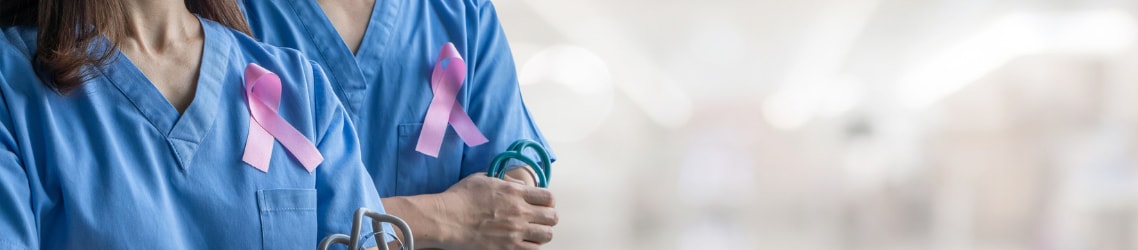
left=241, top=0, right=555, bottom=197
left=0, top=18, right=384, bottom=249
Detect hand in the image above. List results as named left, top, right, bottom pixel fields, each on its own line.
left=437, top=173, right=558, bottom=250
left=504, top=165, right=538, bottom=187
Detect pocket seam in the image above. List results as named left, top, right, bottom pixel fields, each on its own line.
left=256, top=189, right=317, bottom=211
left=256, top=188, right=317, bottom=250
left=397, top=123, right=422, bottom=137
left=259, top=208, right=316, bottom=212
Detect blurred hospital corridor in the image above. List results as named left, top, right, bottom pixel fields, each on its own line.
left=494, top=0, right=1138, bottom=249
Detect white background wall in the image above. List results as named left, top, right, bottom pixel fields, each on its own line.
left=492, top=0, right=1138, bottom=249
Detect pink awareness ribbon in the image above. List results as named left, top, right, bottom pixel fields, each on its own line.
left=415, top=43, right=489, bottom=157
left=242, top=63, right=324, bottom=172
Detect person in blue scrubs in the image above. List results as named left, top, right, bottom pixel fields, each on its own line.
left=0, top=0, right=388, bottom=249
left=241, top=0, right=559, bottom=248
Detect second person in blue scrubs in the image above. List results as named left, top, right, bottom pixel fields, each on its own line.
left=242, top=0, right=559, bottom=248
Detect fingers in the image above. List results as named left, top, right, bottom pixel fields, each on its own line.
left=529, top=206, right=559, bottom=226
left=522, top=186, right=555, bottom=207
left=514, top=241, right=542, bottom=250
left=522, top=224, right=554, bottom=244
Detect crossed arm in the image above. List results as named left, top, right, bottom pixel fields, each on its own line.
left=380, top=166, right=557, bottom=250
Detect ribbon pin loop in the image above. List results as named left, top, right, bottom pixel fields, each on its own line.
left=414, top=43, right=489, bottom=157
left=242, top=63, right=325, bottom=172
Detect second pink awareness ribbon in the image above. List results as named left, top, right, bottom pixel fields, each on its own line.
left=415, top=43, right=489, bottom=157
left=242, top=63, right=324, bottom=172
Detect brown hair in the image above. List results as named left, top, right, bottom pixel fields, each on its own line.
left=0, top=0, right=252, bottom=92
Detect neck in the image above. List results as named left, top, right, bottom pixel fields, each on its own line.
left=119, top=0, right=201, bottom=55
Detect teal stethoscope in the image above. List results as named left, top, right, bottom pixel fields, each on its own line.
left=319, top=139, right=551, bottom=250
left=486, top=139, right=553, bottom=188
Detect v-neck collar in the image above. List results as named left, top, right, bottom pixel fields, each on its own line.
left=285, top=0, right=403, bottom=115
left=101, top=16, right=230, bottom=170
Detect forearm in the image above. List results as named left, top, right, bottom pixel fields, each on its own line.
left=381, top=194, right=457, bottom=249
left=380, top=168, right=553, bottom=249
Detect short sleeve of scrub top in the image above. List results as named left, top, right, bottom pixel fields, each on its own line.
left=0, top=18, right=386, bottom=249
left=241, top=0, right=556, bottom=197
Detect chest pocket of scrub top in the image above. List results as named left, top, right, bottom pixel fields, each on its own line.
left=257, top=189, right=317, bottom=249
left=396, top=123, right=463, bottom=195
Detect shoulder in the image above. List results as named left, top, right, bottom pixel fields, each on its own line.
left=238, top=0, right=290, bottom=10
left=422, top=0, right=493, bottom=15
left=238, top=0, right=296, bottom=26
left=465, top=0, right=495, bottom=9
left=202, top=18, right=333, bottom=132
left=204, top=18, right=309, bottom=67
left=408, top=0, right=500, bottom=44
left=0, top=26, right=45, bottom=92
left=203, top=18, right=317, bottom=85
left=0, top=25, right=37, bottom=60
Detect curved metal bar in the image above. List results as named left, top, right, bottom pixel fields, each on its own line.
left=362, top=209, right=415, bottom=250
left=317, top=234, right=350, bottom=250
left=320, top=208, right=415, bottom=250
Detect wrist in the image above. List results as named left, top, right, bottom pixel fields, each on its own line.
left=504, top=165, right=537, bottom=186
left=382, top=194, right=458, bottom=249
left=426, top=191, right=463, bottom=248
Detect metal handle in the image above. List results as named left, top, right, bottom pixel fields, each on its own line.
left=318, top=234, right=351, bottom=250
left=318, top=208, right=414, bottom=250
